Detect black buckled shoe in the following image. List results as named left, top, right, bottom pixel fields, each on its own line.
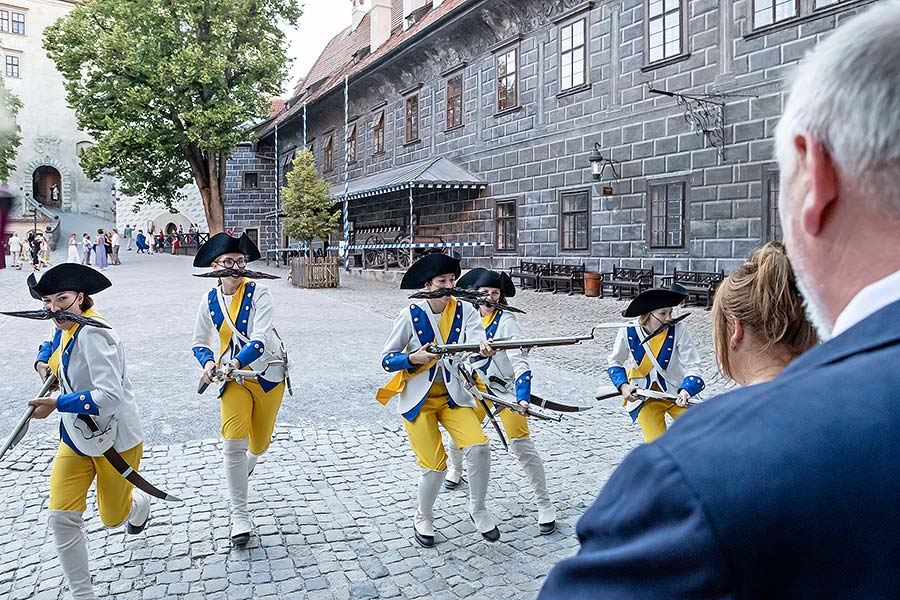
left=443, top=477, right=462, bottom=491
left=539, top=521, right=557, bottom=535
left=231, top=531, right=251, bottom=547
left=413, top=527, right=435, bottom=548
left=480, top=526, right=501, bottom=542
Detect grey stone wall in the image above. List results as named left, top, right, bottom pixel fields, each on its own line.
left=229, top=0, right=881, bottom=273
left=224, top=143, right=278, bottom=253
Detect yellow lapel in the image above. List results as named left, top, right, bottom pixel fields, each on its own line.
left=48, top=308, right=103, bottom=379
left=217, top=279, right=247, bottom=362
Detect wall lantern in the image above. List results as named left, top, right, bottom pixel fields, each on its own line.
left=588, top=142, right=622, bottom=181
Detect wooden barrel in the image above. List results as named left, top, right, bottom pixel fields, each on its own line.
left=584, top=272, right=601, bottom=297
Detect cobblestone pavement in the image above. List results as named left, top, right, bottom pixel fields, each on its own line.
left=0, top=256, right=729, bottom=599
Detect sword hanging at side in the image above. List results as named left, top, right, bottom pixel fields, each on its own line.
left=455, top=361, right=509, bottom=451
left=75, top=414, right=181, bottom=502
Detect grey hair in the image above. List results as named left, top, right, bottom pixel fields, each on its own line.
left=775, top=0, right=900, bottom=213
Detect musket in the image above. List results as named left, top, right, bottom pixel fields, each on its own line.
left=487, top=375, right=592, bottom=413
left=479, top=388, right=562, bottom=422
left=639, top=313, right=691, bottom=345
left=0, top=374, right=58, bottom=461
left=197, top=360, right=286, bottom=394
left=429, top=332, right=596, bottom=354
left=634, top=388, right=695, bottom=407
left=409, top=287, right=526, bottom=314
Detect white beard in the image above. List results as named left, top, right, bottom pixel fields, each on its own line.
left=782, top=214, right=834, bottom=341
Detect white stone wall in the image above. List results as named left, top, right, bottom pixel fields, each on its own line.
left=116, top=184, right=208, bottom=234
left=3, top=0, right=116, bottom=219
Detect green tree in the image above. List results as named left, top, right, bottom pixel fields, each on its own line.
left=43, top=0, right=300, bottom=232
left=281, top=149, right=340, bottom=246
left=0, top=76, right=22, bottom=182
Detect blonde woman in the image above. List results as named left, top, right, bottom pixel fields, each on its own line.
left=712, top=242, right=818, bottom=386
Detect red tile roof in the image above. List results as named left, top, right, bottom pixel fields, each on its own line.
left=259, top=0, right=473, bottom=139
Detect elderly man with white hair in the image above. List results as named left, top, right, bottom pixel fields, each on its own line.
left=538, top=2, right=900, bottom=598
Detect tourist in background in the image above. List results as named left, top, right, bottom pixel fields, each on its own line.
left=8, top=231, right=21, bottom=269
left=67, top=233, right=80, bottom=264
left=110, top=229, right=121, bottom=265
left=94, top=229, right=108, bottom=271
left=712, top=241, right=818, bottom=387
left=124, top=223, right=133, bottom=251
left=81, top=233, right=93, bottom=266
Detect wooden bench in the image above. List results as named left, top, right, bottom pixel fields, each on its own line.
left=538, top=263, right=585, bottom=295
left=600, top=266, right=655, bottom=298
left=663, top=269, right=725, bottom=308
left=509, top=261, right=546, bottom=290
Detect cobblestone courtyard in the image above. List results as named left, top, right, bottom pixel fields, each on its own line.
left=0, top=253, right=729, bottom=599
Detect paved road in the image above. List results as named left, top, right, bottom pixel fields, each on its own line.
left=0, top=254, right=728, bottom=599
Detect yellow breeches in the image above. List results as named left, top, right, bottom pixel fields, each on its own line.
left=637, top=401, right=687, bottom=443
left=471, top=401, right=531, bottom=440
left=403, top=381, right=489, bottom=471
left=49, top=442, right=143, bottom=527
left=221, top=379, right=285, bottom=455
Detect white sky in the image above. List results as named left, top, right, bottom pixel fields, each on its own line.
left=282, top=0, right=355, bottom=97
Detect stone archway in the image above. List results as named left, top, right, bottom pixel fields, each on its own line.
left=25, top=157, right=72, bottom=211
left=33, top=166, right=62, bottom=208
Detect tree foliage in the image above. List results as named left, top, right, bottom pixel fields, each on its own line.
left=281, top=149, right=340, bottom=245
left=43, top=0, right=300, bottom=232
left=0, top=76, right=22, bottom=182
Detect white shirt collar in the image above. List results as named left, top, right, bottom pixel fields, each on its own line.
left=832, top=268, right=900, bottom=337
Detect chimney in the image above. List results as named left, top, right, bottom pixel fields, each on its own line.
left=370, top=0, right=392, bottom=52
left=350, top=0, right=367, bottom=33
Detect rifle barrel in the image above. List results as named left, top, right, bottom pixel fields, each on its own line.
left=0, top=375, right=57, bottom=460
left=433, top=335, right=593, bottom=354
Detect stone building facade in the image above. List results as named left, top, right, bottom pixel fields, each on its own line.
left=230, top=0, right=880, bottom=271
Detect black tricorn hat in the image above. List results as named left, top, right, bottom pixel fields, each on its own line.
left=400, top=253, right=461, bottom=290
left=27, top=264, right=112, bottom=300
left=193, top=232, right=261, bottom=268
left=622, top=286, right=688, bottom=318
left=457, top=267, right=516, bottom=298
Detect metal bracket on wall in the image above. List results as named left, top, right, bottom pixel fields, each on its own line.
left=647, top=84, right=756, bottom=162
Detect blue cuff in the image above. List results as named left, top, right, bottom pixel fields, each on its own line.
left=679, top=375, right=706, bottom=397
left=35, top=341, right=52, bottom=369
left=382, top=352, right=414, bottom=372
left=192, top=346, right=215, bottom=368
left=515, top=370, right=533, bottom=403
left=607, top=366, right=628, bottom=391
left=234, top=340, right=265, bottom=368
left=57, top=390, right=99, bottom=416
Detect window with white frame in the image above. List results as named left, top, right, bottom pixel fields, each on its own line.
left=647, top=0, right=682, bottom=63
left=560, top=17, right=587, bottom=91
left=753, top=0, right=798, bottom=28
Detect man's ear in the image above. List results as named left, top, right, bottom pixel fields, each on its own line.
left=796, top=134, right=839, bottom=236
left=729, top=317, right=744, bottom=350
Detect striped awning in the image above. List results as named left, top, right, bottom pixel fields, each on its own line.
left=331, top=156, right=486, bottom=201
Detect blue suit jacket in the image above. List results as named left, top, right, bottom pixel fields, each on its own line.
left=539, top=299, right=900, bottom=599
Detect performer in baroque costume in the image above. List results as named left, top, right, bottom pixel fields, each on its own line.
left=606, top=286, right=705, bottom=442
left=378, top=253, right=501, bottom=547
left=26, top=264, right=151, bottom=600
left=191, top=232, right=288, bottom=546
left=442, top=268, right=556, bottom=535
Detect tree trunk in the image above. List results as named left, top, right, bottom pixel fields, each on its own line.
left=185, top=146, right=225, bottom=233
